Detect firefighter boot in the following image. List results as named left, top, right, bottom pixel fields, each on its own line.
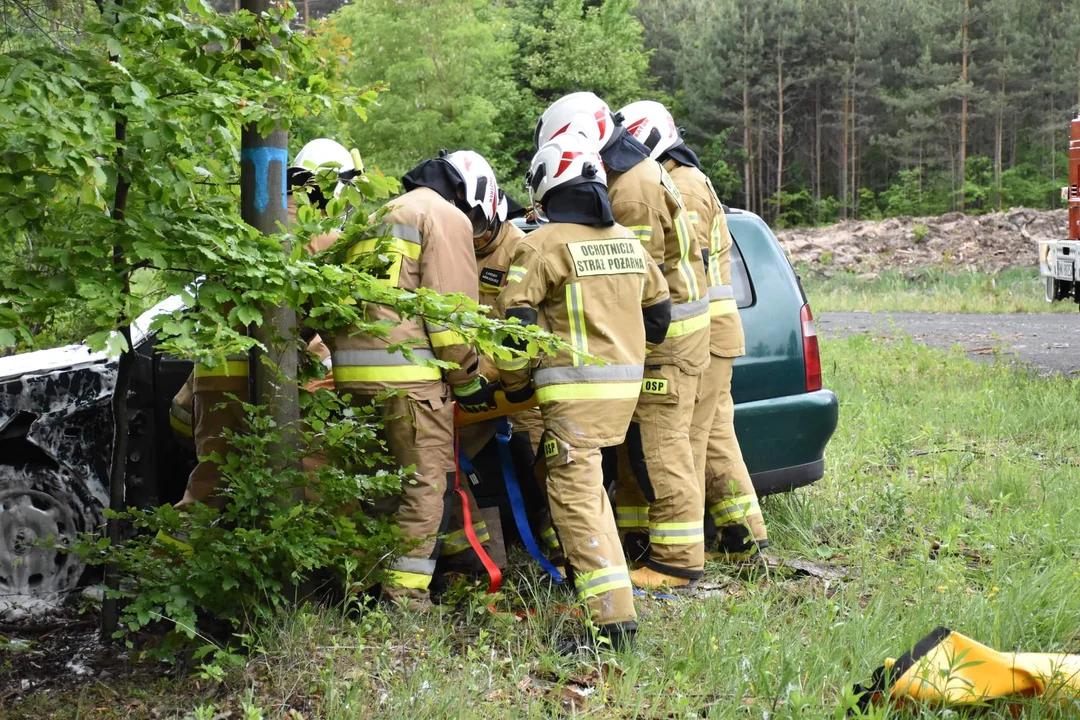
left=629, top=566, right=694, bottom=593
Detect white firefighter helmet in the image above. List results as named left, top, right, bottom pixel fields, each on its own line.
left=497, top=190, right=508, bottom=222
left=291, top=138, right=355, bottom=178
left=527, top=133, right=607, bottom=220
left=618, top=100, right=682, bottom=160
left=534, top=92, right=617, bottom=153
left=289, top=138, right=362, bottom=206
left=443, top=150, right=500, bottom=239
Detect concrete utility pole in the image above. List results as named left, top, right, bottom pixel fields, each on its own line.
left=240, top=0, right=301, bottom=497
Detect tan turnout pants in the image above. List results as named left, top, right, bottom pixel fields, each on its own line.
left=613, top=364, right=705, bottom=579
left=439, top=491, right=506, bottom=572
left=543, top=431, right=635, bottom=629
left=356, top=393, right=456, bottom=601
left=690, top=356, right=767, bottom=544
left=175, top=388, right=248, bottom=511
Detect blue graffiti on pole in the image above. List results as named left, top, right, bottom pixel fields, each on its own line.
left=241, top=146, right=289, bottom=213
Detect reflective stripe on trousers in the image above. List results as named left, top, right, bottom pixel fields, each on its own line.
left=709, top=494, right=761, bottom=526
left=441, top=522, right=490, bottom=555
left=649, top=520, right=705, bottom=545
left=540, top=526, right=560, bottom=551
left=574, top=565, right=633, bottom=599
left=615, top=505, right=649, bottom=530
left=387, top=556, right=437, bottom=589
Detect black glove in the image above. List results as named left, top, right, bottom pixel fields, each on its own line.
left=453, top=375, right=501, bottom=413
left=504, top=384, right=536, bottom=405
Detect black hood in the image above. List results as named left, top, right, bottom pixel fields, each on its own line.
left=600, top=127, right=652, bottom=174
left=662, top=143, right=703, bottom=171
left=401, top=158, right=465, bottom=203
left=543, top=182, right=614, bottom=226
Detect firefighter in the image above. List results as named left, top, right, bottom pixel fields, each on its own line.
left=173, top=138, right=356, bottom=511
left=431, top=150, right=524, bottom=578
left=619, top=101, right=768, bottom=559
left=494, top=133, right=671, bottom=649
left=327, top=152, right=498, bottom=606
left=535, top=92, right=710, bottom=591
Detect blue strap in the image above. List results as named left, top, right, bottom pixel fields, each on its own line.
left=494, top=417, right=564, bottom=583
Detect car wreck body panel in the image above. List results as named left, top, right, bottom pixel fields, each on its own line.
left=0, top=361, right=115, bottom=509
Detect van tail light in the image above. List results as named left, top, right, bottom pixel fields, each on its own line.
left=801, top=303, right=822, bottom=392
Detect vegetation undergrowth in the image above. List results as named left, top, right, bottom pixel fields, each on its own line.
left=12, top=334, right=1080, bottom=718
left=801, top=267, right=1076, bottom=315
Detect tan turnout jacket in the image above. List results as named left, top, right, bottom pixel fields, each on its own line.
left=607, top=158, right=710, bottom=375
left=665, top=161, right=745, bottom=358
left=327, top=187, right=480, bottom=400
left=495, top=221, right=670, bottom=448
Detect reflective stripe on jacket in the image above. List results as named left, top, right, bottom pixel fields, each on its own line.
left=327, top=187, right=481, bottom=398
left=495, top=221, right=670, bottom=448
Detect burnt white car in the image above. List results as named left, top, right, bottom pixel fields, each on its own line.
left=0, top=296, right=194, bottom=613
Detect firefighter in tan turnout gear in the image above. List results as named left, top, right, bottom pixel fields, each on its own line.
left=494, top=134, right=671, bottom=649
left=431, top=150, right=526, bottom=578
left=173, top=138, right=356, bottom=512
left=621, top=101, right=769, bottom=558
left=327, top=152, right=499, bottom=605
left=535, top=93, right=709, bottom=591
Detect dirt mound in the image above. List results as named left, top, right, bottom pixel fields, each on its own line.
left=775, top=208, right=1067, bottom=277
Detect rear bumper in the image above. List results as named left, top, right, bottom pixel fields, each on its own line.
left=751, top=458, right=825, bottom=496
left=733, top=388, right=839, bottom=496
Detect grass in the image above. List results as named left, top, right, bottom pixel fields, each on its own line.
left=10, top=335, right=1080, bottom=719
left=801, top=267, right=1077, bottom=314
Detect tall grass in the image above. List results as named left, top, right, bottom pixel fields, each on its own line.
left=12, top=335, right=1080, bottom=719
left=802, top=267, right=1076, bottom=314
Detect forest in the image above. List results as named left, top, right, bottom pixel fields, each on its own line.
left=276, top=0, right=1080, bottom=228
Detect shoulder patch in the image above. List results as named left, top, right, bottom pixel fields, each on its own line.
left=479, top=266, right=507, bottom=290
left=659, top=166, right=684, bottom=208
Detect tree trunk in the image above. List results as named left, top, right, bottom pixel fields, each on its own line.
left=743, top=82, right=752, bottom=212
left=101, top=2, right=131, bottom=639
left=851, top=78, right=858, bottom=218
left=239, top=0, right=301, bottom=506
left=742, top=5, right=752, bottom=213
left=757, top=121, right=765, bottom=221
left=775, top=23, right=784, bottom=222
left=994, top=85, right=1004, bottom=210
left=959, top=0, right=970, bottom=212
left=850, top=1, right=860, bottom=219
left=840, top=85, right=849, bottom=221
left=814, top=84, right=822, bottom=218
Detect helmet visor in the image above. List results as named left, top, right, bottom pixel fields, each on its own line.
left=462, top=203, right=489, bottom=239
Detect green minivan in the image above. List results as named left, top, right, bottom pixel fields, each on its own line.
left=725, top=209, right=838, bottom=495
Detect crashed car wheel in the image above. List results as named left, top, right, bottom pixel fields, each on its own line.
left=0, top=463, right=99, bottom=605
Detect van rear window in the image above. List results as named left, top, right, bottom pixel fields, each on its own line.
left=729, top=237, right=754, bottom=308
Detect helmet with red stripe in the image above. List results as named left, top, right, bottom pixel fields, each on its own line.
left=443, top=150, right=501, bottom=240
left=534, top=92, right=617, bottom=153
left=618, top=100, right=682, bottom=160
left=527, top=133, right=607, bottom=221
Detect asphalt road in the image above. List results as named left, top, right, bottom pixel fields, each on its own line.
left=817, top=311, right=1080, bottom=376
